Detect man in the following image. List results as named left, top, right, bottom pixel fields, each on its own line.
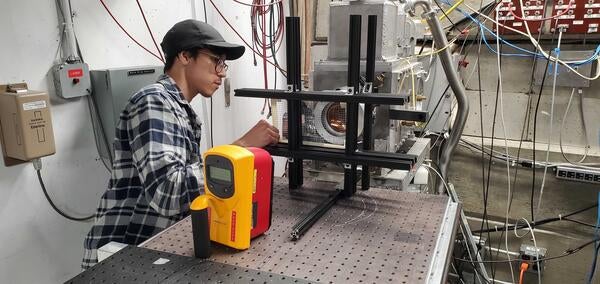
left=82, top=19, right=280, bottom=269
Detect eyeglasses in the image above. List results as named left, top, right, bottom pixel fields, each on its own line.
left=198, top=50, right=228, bottom=73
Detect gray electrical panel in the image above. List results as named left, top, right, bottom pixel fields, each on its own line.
left=90, top=66, right=163, bottom=160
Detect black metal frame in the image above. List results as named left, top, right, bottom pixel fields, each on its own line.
left=362, top=15, right=377, bottom=192
left=285, top=17, right=303, bottom=189
left=235, top=15, right=426, bottom=240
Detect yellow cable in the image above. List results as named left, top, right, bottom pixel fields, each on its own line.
left=439, top=0, right=465, bottom=20
left=416, top=36, right=459, bottom=57
left=398, top=73, right=408, bottom=94
left=421, top=0, right=465, bottom=23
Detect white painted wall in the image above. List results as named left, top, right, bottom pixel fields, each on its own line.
left=0, top=0, right=286, bottom=283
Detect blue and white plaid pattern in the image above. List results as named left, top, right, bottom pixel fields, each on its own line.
left=82, top=74, right=203, bottom=269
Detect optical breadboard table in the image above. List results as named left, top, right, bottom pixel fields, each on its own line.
left=138, top=178, right=460, bottom=284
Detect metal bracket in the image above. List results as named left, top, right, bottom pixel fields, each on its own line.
left=362, top=82, right=373, bottom=94
left=5, top=83, right=28, bottom=94
left=345, top=86, right=354, bottom=95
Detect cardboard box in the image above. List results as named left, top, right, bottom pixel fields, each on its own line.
left=0, top=83, right=55, bottom=164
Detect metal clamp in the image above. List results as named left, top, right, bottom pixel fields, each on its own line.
left=362, top=82, right=373, bottom=94
left=344, top=86, right=355, bottom=95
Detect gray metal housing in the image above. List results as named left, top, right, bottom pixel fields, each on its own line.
left=90, top=66, right=163, bottom=160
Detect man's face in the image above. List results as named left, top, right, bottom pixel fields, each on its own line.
left=184, top=49, right=227, bottom=98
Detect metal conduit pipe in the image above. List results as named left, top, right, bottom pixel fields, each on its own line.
left=59, top=0, right=79, bottom=61
left=405, top=0, right=470, bottom=195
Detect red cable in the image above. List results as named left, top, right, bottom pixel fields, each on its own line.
left=251, top=1, right=284, bottom=58
left=135, top=0, right=164, bottom=63
left=207, top=0, right=287, bottom=76
left=232, top=0, right=284, bottom=7
left=508, top=0, right=574, bottom=22
left=260, top=0, right=269, bottom=89
left=99, top=0, right=163, bottom=62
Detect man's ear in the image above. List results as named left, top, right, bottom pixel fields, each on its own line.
left=177, top=51, right=192, bottom=66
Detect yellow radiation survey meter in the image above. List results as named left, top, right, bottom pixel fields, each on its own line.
left=190, top=144, right=273, bottom=258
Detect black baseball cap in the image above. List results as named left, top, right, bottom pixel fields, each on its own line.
left=161, top=19, right=245, bottom=60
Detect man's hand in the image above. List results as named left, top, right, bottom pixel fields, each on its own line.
left=233, top=119, right=280, bottom=148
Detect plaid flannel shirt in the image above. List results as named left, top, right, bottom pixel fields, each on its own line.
left=82, top=74, right=203, bottom=269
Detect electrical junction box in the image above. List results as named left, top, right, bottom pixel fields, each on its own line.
left=53, top=62, right=91, bottom=98
left=90, top=66, right=163, bottom=160
left=0, top=83, right=55, bottom=166
left=534, top=50, right=596, bottom=88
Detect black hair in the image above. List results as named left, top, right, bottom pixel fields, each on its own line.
left=163, top=48, right=202, bottom=73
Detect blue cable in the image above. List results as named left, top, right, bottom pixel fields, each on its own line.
left=456, top=6, right=543, bottom=57
left=569, top=45, right=600, bottom=66
left=439, top=0, right=600, bottom=64
left=548, top=48, right=561, bottom=75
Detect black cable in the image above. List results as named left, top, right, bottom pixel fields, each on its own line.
left=484, top=21, right=506, bottom=280
left=86, top=92, right=113, bottom=171
left=588, top=240, right=600, bottom=283
left=508, top=36, right=544, bottom=222
left=469, top=5, right=499, bottom=279
left=418, top=42, right=427, bottom=56
left=210, top=97, right=214, bottom=148
left=531, top=35, right=556, bottom=223
left=202, top=0, right=207, bottom=22
left=36, top=168, right=95, bottom=221
left=474, top=15, right=499, bottom=282
left=456, top=235, right=600, bottom=264
left=268, top=0, right=277, bottom=117
left=457, top=235, right=492, bottom=284
left=419, top=84, right=451, bottom=134
left=486, top=15, right=548, bottom=280
left=563, top=217, right=597, bottom=228
left=205, top=0, right=212, bottom=149
left=471, top=203, right=598, bottom=234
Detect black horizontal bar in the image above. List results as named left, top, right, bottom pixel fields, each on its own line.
left=235, top=88, right=406, bottom=105
left=264, top=143, right=415, bottom=170
left=299, top=145, right=416, bottom=162
left=389, top=109, right=429, bottom=122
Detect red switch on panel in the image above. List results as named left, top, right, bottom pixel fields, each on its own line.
left=72, top=78, right=80, bottom=84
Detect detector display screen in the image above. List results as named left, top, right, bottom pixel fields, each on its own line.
left=209, top=166, right=232, bottom=182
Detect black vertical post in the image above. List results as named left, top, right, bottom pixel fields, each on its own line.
left=361, top=15, right=377, bottom=191
left=343, top=15, right=361, bottom=197
left=286, top=17, right=303, bottom=189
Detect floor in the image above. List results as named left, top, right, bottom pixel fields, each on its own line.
left=449, top=145, right=600, bottom=284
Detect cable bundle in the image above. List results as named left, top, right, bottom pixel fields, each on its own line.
left=250, top=0, right=284, bottom=67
